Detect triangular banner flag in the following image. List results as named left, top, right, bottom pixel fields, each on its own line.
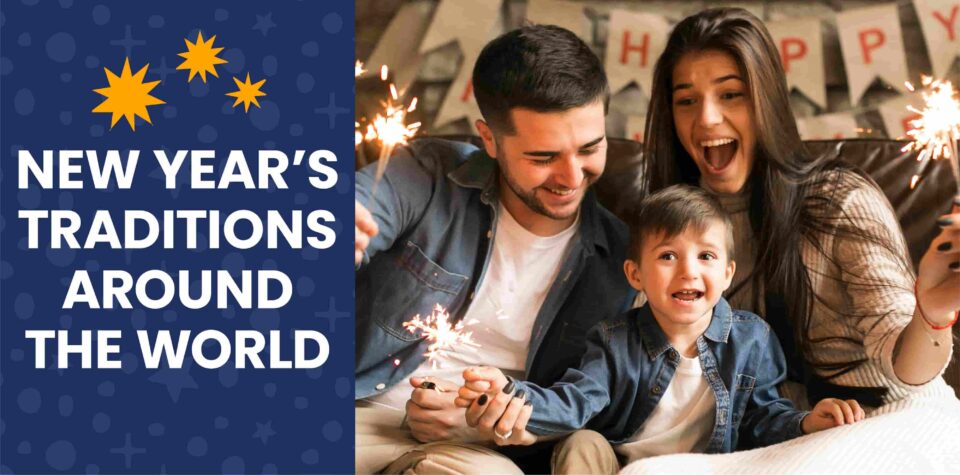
left=877, top=93, right=925, bottom=139
left=836, top=4, right=909, bottom=105
left=767, top=18, right=827, bottom=109
left=525, top=0, right=588, bottom=40
left=364, top=2, right=434, bottom=91
left=913, top=0, right=960, bottom=77
left=796, top=112, right=859, bottom=140
left=604, top=10, right=670, bottom=96
left=419, top=0, right=502, bottom=54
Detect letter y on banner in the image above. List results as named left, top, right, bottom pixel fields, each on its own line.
left=837, top=4, right=909, bottom=105
left=604, top=10, right=670, bottom=97
left=914, top=0, right=960, bottom=78
left=768, top=18, right=826, bottom=109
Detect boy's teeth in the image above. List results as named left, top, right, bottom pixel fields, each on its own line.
left=700, top=138, right=734, bottom=147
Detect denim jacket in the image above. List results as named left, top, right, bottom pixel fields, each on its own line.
left=515, top=297, right=808, bottom=452
left=355, top=138, right=635, bottom=399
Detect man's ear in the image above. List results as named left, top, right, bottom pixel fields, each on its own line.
left=623, top=259, right=644, bottom=292
left=475, top=120, right=498, bottom=159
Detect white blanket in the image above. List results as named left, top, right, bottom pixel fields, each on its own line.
left=621, top=394, right=960, bottom=474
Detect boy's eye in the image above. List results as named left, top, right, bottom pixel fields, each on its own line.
left=658, top=252, right=677, bottom=261
left=699, top=252, right=717, bottom=261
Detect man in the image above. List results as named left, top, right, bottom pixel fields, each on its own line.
left=355, top=25, right=635, bottom=474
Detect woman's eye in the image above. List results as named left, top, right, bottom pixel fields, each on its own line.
left=674, top=97, right=695, bottom=106
left=721, top=91, right=744, bottom=100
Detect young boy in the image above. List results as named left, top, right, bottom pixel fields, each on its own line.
left=454, top=185, right=864, bottom=466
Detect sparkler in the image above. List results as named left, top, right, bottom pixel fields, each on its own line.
left=403, top=304, right=479, bottom=369
left=902, top=76, right=960, bottom=189
left=362, top=65, right=421, bottom=197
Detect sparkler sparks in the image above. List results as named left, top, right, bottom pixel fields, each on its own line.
left=403, top=304, right=479, bottom=368
left=362, top=65, right=422, bottom=194
left=901, top=76, right=960, bottom=188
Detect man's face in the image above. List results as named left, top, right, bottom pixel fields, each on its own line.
left=479, top=101, right=607, bottom=234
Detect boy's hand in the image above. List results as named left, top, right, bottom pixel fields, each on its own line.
left=454, top=366, right=510, bottom=407
left=802, top=398, right=865, bottom=434
left=455, top=367, right=538, bottom=446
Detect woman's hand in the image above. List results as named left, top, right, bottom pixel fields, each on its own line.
left=915, top=196, right=960, bottom=325
left=457, top=367, right=537, bottom=446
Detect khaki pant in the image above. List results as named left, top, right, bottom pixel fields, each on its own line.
left=552, top=430, right=619, bottom=475
left=355, top=401, right=524, bottom=474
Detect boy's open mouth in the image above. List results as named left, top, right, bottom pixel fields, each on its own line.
left=701, top=138, right=738, bottom=171
left=672, top=290, right=704, bottom=302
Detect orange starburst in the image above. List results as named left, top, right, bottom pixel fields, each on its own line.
left=403, top=304, right=479, bottom=368
left=176, top=32, right=228, bottom=83
left=226, top=73, right=267, bottom=112
left=92, top=58, right=165, bottom=131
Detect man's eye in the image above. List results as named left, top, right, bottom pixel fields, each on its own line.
left=579, top=148, right=599, bottom=156
left=531, top=157, right=556, bottom=165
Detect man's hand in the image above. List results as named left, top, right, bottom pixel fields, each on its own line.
left=458, top=367, right=537, bottom=446
left=405, top=377, right=466, bottom=443
left=355, top=200, right=378, bottom=265
left=802, top=398, right=865, bottom=434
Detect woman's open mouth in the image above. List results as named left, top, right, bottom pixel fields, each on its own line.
left=701, top=138, right=738, bottom=172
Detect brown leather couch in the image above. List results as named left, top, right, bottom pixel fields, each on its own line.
left=360, top=135, right=960, bottom=396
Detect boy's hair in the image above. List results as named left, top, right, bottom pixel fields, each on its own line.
left=472, top=24, right=609, bottom=135
left=628, top=185, right=735, bottom=260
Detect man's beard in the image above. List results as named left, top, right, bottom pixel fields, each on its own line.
left=498, top=160, right=590, bottom=221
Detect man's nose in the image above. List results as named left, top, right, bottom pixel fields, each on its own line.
left=553, top=155, right=583, bottom=188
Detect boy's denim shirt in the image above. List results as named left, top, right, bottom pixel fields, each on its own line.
left=354, top=138, right=635, bottom=400
left=516, top=297, right=809, bottom=452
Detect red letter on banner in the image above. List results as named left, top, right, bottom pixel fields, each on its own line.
left=461, top=80, right=473, bottom=102
left=933, top=5, right=958, bottom=41
left=858, top=28, right=885, bottom=64
left=620, top=31, right=650, bottom=66
left=779, top=38, right=808, bottom=73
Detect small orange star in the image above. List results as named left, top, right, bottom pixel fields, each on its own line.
left=176, top=32, right=227, bottom=83
left=226, top=73, right=267, bottom=112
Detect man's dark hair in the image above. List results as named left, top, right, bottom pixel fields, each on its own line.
left=472, top=24, right=609, bottom=134
left=628, top=185, right=734, bottom=261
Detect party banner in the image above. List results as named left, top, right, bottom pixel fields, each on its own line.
left=913, top=0, right=960, bottom=78
left=432, top=46, right=485, bottom=128
left=362, top=1, right=433, bottom=90
left=525, top=0, right=588, bottom=40
left=836, top=4, right=910, bottom=105
left=796, top=112, right=859, bottom=140
left=767, top=18, right=827, bottom=109
left=419, top=0, right=501, bottom=55
left=877, top=93, right=926, bottom=139
left=625, top=115, right=647, bottom=143
left=604, top=10, right=670, bottom=97
left=1, top=2, right=355, bottom=473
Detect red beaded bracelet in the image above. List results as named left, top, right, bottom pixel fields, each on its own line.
left=915, top=281, right=960, bottom=331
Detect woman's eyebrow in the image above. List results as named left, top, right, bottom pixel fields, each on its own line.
left=672, top=74, right=743, bottom=92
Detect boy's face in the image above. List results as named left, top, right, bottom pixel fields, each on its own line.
left=624, top=220, right=735, bottom=331
left=475, top=101, right=607, bottom=233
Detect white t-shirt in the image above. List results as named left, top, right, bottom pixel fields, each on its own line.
left=615, top=352, right=716, bottom=464
left=367, top=204, right=579, bottom=418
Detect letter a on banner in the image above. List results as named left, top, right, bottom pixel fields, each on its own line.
left=836, top=5, right=910, bottom=105
left=767, top=18, right=826, bottom=109
left=914, top=0, right=960, bottom=78
left=605, top=10, right=670, bottom=97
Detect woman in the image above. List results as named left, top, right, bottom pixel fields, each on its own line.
left=642, top=7, right=958, bottom=409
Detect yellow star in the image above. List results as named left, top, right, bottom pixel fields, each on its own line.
left=92, top=58, right=165, bottom=131
left=226, top=73, right=267, bottom=112
left=176, top=32, right=227, bottom=83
